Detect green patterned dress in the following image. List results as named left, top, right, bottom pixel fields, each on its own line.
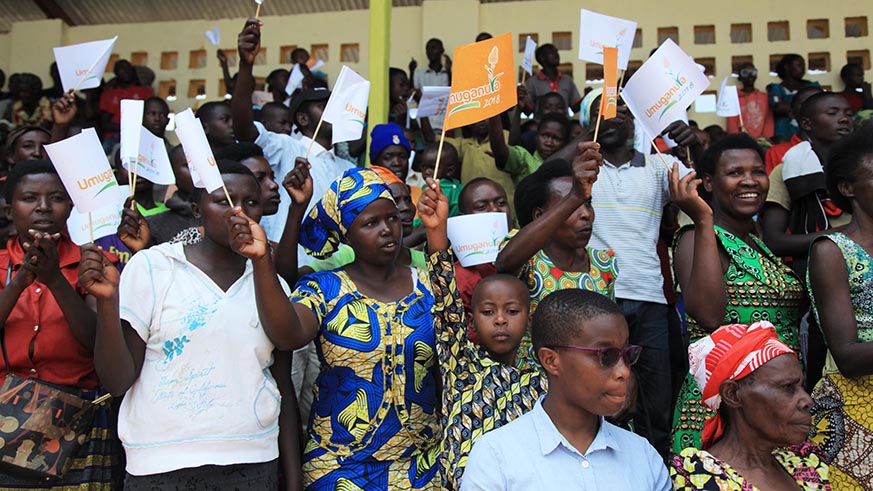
left=671, top=225, right=805, bottom=454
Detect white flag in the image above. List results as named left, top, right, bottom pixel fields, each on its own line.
left=415, top=86, right=451, bottom=120
left=66, top=186, right=129, bottom=246
left=44, top=128, right=122, bottom=212
left=322, top=66, right=370, bottom=145
left=174, top=108, right=224, bottom=193
left=53, top=37, right=117, bottom=92
left=577, top=10, right=637, bottom=70
left=120, top=99, right=144, bottom=176
left=716, top=76, right=742, bottom=117
left=621, top=39, right=710, bottom=139
left=121, top=127, right=175, bottom=185
left=285, top=64, right=304, bottom=95
left=205, top=26, right=221, bottom=47
left=522, top=36, right=537, bottom=75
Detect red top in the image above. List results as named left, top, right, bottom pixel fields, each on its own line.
left=455, top=261, right=498, bottom=346
left=0, top=236, right=115, bottom=389
left=764, top=134, right=804, bottom=175
left=98, top=84, right=155, bottom=134
left=727, top=89, right=774, bottom=139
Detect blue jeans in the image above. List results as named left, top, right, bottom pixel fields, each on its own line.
left=617, top=298, right=671, bottom=460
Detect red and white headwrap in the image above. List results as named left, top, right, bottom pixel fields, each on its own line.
left=688, top=321, right=795, bottom=449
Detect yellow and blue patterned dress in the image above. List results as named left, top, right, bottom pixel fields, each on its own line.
left=291, top=267, right=440, bottom=490
left=808, top=232, right=873, bottom=491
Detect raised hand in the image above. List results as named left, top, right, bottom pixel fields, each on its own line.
left=117, top=198, right=151, bottom=253
left=282, top=157, right=313, bottom=207
left=668, top=163, right=711, bottom=223
left=216, top=49, right=228, bottom=65
left=417, top=178, right=449, bottom=232
left=408, top=57, right=418, bottom=74
left=444, top=55, right=452, bottom=74
left=572, top=141, right=602, bottom=199
left=237, top=19, right=262, bottom=67
left=226, top=207, right=269, bottom=261
left=516, top=84, right=529, bottom=110
left=51, top=90, right=77, bottom=126
left=662, top=120, right=699, bottom=148
left=78, top=244, right=119, bottom=301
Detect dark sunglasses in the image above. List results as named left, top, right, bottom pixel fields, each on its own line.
left=739, top=68, right=758, bottom=78
left=547, top=344, right=643, bottom=367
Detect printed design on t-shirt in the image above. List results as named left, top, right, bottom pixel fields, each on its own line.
left=162, top=335, right=190, bottom=363
left=181, top=301, right=219, bottom=333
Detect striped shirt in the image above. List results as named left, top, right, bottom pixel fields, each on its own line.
left=588, top=151, right=684, bottom=304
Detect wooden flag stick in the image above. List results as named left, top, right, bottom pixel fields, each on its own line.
left=88, top=212, right=94, bottom=243
left=305, top=117, right=325, bottom=160
left=221, top=182, right=235, bottom=208
left=92, top=393, right=112, bottom=405
left=651, top=139, right=673, bottom=171
left=618, top=69, right=626, bottom=89
left=255, top=2, right=262, bottom=18
left=129, top=160, right=138, bottom=209
left=520, top=70, right=527, bottom=85
left=738, top=110, right=746, bottom=134
left=592, top=111, right=604, bottom=143
left=432, top=127, right=447, bottom=181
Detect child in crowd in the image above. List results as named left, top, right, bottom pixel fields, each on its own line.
left=726, top=62, right=774, bottom=139
left=145, top=144, right=201, bottom=244
left=266, top=69, right=290, bottom=105
left=142, top=97, right=170, bottom=140
left=260, top=101, right=293, bottom=135
left=523, top=44, right=581, bottom=113
left=196, top=101, right=236, bottom=150
left=0, top=160, right=121, bottom=490
left=518, top=91, right=568, bottom=155
left=79, top=161, right=301, bottom=491
left=489, top=112, right=569, bottom=184
left=417, top=178, right=546, bottom=490
left=413, top=142, right=462, bottom=221
left=460, top=289, right=669, bottom=491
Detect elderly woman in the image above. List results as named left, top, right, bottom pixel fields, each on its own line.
left=670, top=322, right=830, bottom=490
left=669, top=134, right=805, bottom=453
left=251, top=164, right=440, bottom=490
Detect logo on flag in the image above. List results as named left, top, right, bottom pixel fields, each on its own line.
left=322, top=66, right=370, bottom=144
left=522, top=36, right=537, bottom=75
left=716, top=76, right=742, bottom=117
left=53, top=37, right=118, bottom=92
left=444, top=33, right=516, bottom=130
left=44, top=128, right=122, bottom=212
left=577, top=10, right=637, bottom=70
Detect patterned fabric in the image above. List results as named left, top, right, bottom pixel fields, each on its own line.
left=687, top=321, right=794, bottom=449
left=300, top=167, right=394, bottom=259
left=9, top=97, right=52, bottom=129
left=807, top=232, right=873, bottom=491
left=291, top=267, right=439, bottom=490
left=370, top=166, right=403, bottom=186
left=670, top=443, right=830, bottom=490
left=671, top=225, right=804, bottom=454
left=426, top=248, right=546, bottom=490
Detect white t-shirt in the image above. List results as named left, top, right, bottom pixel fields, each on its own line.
left=118, top=242, right=291, bottom=475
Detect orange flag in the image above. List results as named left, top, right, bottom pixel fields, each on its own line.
left=443, top=33, right=516, bottom=130
left=601, top=46, right=619, bottom=120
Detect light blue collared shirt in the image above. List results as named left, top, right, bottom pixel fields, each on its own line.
left=460, top=397, right=670, bottom=491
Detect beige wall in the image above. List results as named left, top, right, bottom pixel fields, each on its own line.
left=0, top=0, right=870, bottom=127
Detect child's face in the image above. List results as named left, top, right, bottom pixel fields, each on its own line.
left=241, top=156, right=280, bottom=216
left=472, top=278, right=530, bottom=364
left=535, top=121, right=566, bottom=159
left=390, top=74, right=411, bottom=102
left=421, top=150, right=458, bottom=181
left=11, top=130, right=49, bottom=165
left=195, top=173, right=262, bottom=248
left=387, top=183, right=414, bottom=238
left=203, top=105, right=235, bottom=147
left=536, top=96, right=567, bottom=119
left=535, top=177, right=593, bottom=249
left=262, top=107, right=292, bottom=135
left=376, top=145, right=410, bottom=181
left=346, top=198, right=402, bottom=266
left=6, top=173, right=71, bottom=243
left=547, top=313, right=631, bottom=417
left=143, top=101, right=169, bottom=138
left=461, top=181, right=512, bottom=226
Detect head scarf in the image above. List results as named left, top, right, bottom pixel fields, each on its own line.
left=299, top=167, right=394, bottom=259
left=579, top=87, right=603, bottom=126
left=369, top=165, right=403, bottom=186
left=688, top=321, right=794, bottom=449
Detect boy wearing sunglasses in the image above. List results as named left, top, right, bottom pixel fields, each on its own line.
left=727, top=62, right=774, bottom=139
left=459, top=288, right=670, bottom=491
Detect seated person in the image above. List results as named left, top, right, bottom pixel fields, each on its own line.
left=418, top=178, right=546, bottom=490
left=461, top=289, right=668, bottom=491
left=670, top=322, right=829, bottom=490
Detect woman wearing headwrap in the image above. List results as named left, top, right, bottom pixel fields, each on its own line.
left=670, top=322, right=830, bottom=490
left=252, top=164, right=440, bottom=490
left=670, top=134, right=805, bottom=454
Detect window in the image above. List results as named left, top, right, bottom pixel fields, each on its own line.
left=807, top=52, right=830, bottom=73
left=107, top=54, right=120, bottom=73
left=696, top=57, right=716, bottom=77
left=254, top=76, right=266, bottom=92
left=731, top=55, right=754, bottom=75
left=730, top=23, right=752, bottom=43
left=280, top=45, right=298, bottom=64
left=254, top=47, right=267, bottom=66
left=769, top=54, right=788, bottom=75
left=807, top=19, right=829, bottom=39
left=585, top=63, right=603, bottom=83
left=694, top=25, right=715, bottom=45
left=222, top=49, right=238, bottom=67
left=311, top=44, right=329, bottom=62
left=845, top=16, right=868, bottom=37
left=187, top=79, right=206, bottom=98
left=518, top=33, right=538, bottom=53
left=847, top=49, right=871, bottom=70
left=130, top=51, right=148, bottom=66
left=340, top=43, right=360, bottom=63
left=633, top=29, right=642, bottom=48
left=189, top=49, right=207, bottom=69
left=158, top=80, right=176, bottom=100
left=160, top=52, right=178, bottom=70
left=557, top=63, right=573, bottom=79
left=657, top=27, right=679, bottom=45
left=552, top=32, right=572, bottom=51
left=768, top=21, right=790, bottom=41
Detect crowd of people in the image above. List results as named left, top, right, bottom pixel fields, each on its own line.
left=0, top=15, right=871, bottom=491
